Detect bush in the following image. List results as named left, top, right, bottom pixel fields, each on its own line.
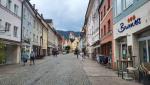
left=0, top=40, right=6, bottom=64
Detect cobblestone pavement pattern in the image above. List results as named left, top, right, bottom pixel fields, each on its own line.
left=82, top=58, right=142, bottom=85
left=0, top=54, right=91, bottom=85
left=0, top=54, right=142, bottom=85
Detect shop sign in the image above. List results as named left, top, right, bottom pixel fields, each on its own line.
left=118, top=15, right=141, bottom=33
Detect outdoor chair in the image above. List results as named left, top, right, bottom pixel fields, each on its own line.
left=138, top=63, right=150, bottom=85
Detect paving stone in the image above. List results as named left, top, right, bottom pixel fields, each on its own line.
left=0, top=54, right=91, bottom=85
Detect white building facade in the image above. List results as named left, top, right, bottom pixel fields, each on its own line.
left=0, top=0, right=22, bottom=64
left=84, top=0, right=100, bottom=58
left=22, top=0, right=48, bottom=58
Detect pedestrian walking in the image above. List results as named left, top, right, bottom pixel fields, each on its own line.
left=82, top=48, right=86, bottom=59
left=80, top=52, right=84, bottom=61
left=75, top=48, right=79, bottom=59
left=21, top=51, right=29, bottom=66
left=30, top=51, right=35, bottom=65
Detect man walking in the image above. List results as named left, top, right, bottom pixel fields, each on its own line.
left=30, top=51, right=35, bottom=65
left=75, top=48, right=79, bottom=59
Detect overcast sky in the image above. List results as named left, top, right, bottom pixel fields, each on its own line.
left=30, top=0, right=89, bottom=31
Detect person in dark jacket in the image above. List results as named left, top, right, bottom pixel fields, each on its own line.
left=75, top=48, right=79, bottom=59
left=30, top=51, right=35, bottom=65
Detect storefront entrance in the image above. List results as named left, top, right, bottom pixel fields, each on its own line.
left=139, top=37, right=150, bottom=63
left=119, top=42, right=127, bottom=59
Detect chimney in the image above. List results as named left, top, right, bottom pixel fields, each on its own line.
left=41, top=14, right=43, bottom=18
left=33, top=4, right=35, bottom=9
left=35, top=9, right=38, bottom=12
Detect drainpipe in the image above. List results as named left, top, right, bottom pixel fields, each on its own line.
left=20, top=0, right=25, bottom=63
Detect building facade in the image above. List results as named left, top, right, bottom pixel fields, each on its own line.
left=84, top=0, right=100, bottom=59
left=0, top=0, right=22, bottom=64
left=99, top=0, right=114, bottom=68
left=22, top=0, right=44, bottom=58
left=113, top=0, right=150, bottom=67
left=91, top=0, right=100, bottom=57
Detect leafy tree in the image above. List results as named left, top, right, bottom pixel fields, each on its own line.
left=0, top=40, right=6, bottom=64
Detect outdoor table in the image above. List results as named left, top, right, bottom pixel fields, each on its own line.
left=117, top=59, right=133, bottom=79
left=127, top=67, right=138, bottom=80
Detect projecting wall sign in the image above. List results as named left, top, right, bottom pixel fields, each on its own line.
left=118, top=15, right=141, bottom=33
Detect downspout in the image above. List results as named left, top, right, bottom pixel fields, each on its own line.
left=20, top=0, right=24, bottom=63
left=98, top=2, right=101, bottom=54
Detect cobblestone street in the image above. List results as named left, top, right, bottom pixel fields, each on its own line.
left=0, top=54, right=142, bottom=85
left=0, top=54, right=91, bottom=85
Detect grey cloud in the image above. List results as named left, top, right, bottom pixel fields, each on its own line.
left=30, top=0, right=89, bottom=31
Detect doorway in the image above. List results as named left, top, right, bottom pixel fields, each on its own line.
left=119, top=42, right=127, bottom=59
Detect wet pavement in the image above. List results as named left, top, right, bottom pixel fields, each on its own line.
left=0, top=54, right=142, bottom=85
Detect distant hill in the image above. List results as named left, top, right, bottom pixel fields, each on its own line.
left=57, top=30, right=80, bottom=39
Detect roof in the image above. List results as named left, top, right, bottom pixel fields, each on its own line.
left=45, top=19, right=53, bottom=23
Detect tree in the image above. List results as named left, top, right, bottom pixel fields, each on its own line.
left=0, top=40, right=6, bottom=64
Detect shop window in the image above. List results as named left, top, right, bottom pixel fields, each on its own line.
left=107, top=0, right=110, bottom=10
left=139, top=41, right=148, bottom=63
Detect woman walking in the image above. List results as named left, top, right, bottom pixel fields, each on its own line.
left=22, top=51, right=29, bottom=66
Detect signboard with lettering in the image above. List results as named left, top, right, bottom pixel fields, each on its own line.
left=118, top=15, right=141, bottom=33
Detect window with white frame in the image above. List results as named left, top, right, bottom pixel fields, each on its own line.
left=6, top=0, right=12, bottom=10
left=115, top=0, right=134, bottom=17
left=116, top=0, right=122, bottom=15
left=5, top=22, right=11, bottom=32
left=126, top=0, right=133, bottom=8
left=14, top=4, right=19, bottom=15
left=13, top=26, right=18, bottom=37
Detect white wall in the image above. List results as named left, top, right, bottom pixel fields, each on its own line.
left=113, top=1, right=150, bottom=40
left=0, top=0, right=22, bottom=42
